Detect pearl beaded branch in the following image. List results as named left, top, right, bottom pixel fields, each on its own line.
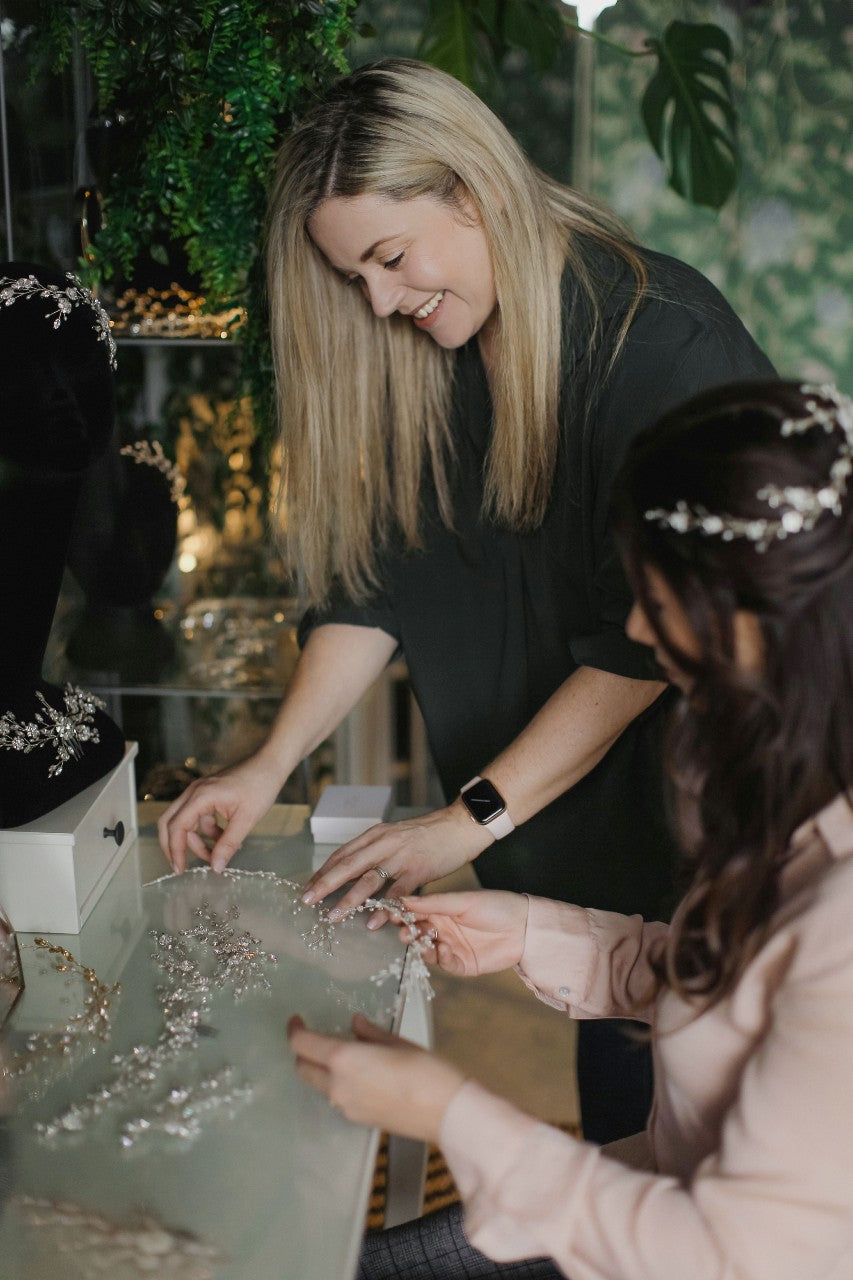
left=10, top=1195, right=224, bottom=1279
left=643, top=382, right=853, bottom=552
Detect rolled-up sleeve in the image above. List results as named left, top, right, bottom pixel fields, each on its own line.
left=297, top=579, right=401, bottom=650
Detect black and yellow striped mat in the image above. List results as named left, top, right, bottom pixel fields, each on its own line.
left=367, top=1124, right=582, bottom=1231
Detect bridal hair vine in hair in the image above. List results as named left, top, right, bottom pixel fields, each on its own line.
left=0, top=272, right=117, bottom=369
left=644, top=383, right=853, bottom=552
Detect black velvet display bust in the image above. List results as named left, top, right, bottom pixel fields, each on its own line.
left=0, top=263, right=126, bottom=828
left=64, top=425, right=179, bottom=682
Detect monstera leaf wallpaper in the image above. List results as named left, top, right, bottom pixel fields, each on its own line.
left=593, top=0, right=851, bottom=388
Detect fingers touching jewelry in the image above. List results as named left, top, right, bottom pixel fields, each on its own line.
left=372, top=865, right=391, bottom=883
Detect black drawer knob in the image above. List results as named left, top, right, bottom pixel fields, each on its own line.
left=103, top=821, right=125, bottom=846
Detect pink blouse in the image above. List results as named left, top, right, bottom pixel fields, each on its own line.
left=439, top=793, right=853, bottom=1280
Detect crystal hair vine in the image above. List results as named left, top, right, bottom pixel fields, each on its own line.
left=644, top=382, right=853, bottom=552
left=120, top=439, right=186, bottom=503
left=0, top=685, right=107, bottom=778
left=36, top=898, right=274, bottom=1145
left=0, top=272, right=117, bottom=369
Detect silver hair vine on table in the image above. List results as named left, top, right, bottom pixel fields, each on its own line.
left=644, top=383, right=853, bottom=552
left=119, top=1064, right=253, bottom=1149
left=297, top=890, right=435, bottom=1007
left=0, top=272, right=117, bottom=368
left=146, top=866, right=437, bottom=1008
left=35, top=899, right=273, bottom=1145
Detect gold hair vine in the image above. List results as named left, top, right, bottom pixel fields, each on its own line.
left=120, top=439, right=186, bottom=503
left=644, top=383, right=853, bottom=552
left=0, top=272, right=117, bottom=369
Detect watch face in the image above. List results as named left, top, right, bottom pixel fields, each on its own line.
left=461, top=778, right=506, bottom=825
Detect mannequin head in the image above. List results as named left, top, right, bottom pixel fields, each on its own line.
left=0, top=263, right=116, bottom=477
left=0, top=264, right=125, bottom=828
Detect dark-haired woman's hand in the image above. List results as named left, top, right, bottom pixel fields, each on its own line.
left=392, top=890, right=529, bottom=977
left=288, top=1012, right=464, bottom=1143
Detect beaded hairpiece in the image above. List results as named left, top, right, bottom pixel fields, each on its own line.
left=644, top=383, right=853, bottom=552
left=120, top=439, right=186, bottom=503
left=0, top=271, right=117, bottom=369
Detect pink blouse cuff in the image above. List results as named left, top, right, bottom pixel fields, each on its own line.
left=439, top=1079, right=596, bottom=1262
left=514, top=895, right=597, bottom=1012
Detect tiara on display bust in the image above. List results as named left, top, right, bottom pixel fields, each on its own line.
left=644, top=383, right=853, bottom=552
left=0, top=271, right=116, bottom=369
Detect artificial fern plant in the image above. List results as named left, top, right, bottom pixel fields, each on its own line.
left=33, top=0, right=356, bottom=448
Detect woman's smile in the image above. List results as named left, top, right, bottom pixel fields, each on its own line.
left=413, top=290, right=445, bottom=325
left=308, top=192, right=496, bottom=350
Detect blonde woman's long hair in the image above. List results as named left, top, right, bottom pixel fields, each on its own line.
left=267, top=58, right=646, bottom=606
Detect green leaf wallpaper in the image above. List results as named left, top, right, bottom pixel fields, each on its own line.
left=593, top=0, right=852, bottom=387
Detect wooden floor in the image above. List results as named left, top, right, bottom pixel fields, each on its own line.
left=423, top=864, right=580, bottom=1128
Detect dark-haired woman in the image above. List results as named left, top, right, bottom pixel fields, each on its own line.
left=291, top=379, right=853, bottom=1280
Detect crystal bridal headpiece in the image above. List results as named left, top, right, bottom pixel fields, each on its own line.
left=0, top=270, right=117, bottom=369
left=644, top=383, right=853, bottom=552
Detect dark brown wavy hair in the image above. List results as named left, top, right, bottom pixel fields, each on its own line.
left=613, top=379, right=853, bottom=1006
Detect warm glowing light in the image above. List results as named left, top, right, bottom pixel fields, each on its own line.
left=178, top=552, right=198, bottom=573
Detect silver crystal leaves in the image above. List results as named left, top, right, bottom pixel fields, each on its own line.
left=0, top=685, right=107, bottom=778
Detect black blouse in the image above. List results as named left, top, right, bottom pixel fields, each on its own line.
left=301, top=247, right=775, bottom=918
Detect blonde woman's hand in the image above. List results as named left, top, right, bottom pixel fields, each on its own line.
left=301, top=802, right=489, bottom=925
left=393, top=890, right=529, bottom=977
left=157, top=752, right=284, bottom=874
left=288, top=1012, right=464, bottom=1144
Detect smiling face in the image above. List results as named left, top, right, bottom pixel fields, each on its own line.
left=307, top=191, right=497, bottom=351
left=626, top=564, right=764, bottom=692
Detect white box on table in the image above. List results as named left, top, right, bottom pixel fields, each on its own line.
left=12, top=833, right=146, bottom=1030
left=0, top=742, right=139, bottom=935
left=309, top=784, right=392, bottom=844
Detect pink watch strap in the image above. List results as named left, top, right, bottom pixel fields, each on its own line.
left=460, top=776, right=516, bottom=840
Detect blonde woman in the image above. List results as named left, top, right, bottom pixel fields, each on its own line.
left=159, top=59, right=773, bottom=1142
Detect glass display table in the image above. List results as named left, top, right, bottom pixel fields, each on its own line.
left=0, top=804, right=429, bottom=1279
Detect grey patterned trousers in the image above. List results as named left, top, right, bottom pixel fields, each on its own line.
left=357, top=1203, right=566, bottom=1279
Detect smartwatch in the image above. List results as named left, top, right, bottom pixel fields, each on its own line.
left=460, top=776, right=515, bottom=840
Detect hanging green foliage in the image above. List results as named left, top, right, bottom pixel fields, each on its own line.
left=34, top=0, right=356, bottom=304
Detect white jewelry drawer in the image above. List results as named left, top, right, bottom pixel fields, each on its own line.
left=0, top=742, right=138, bottom=933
